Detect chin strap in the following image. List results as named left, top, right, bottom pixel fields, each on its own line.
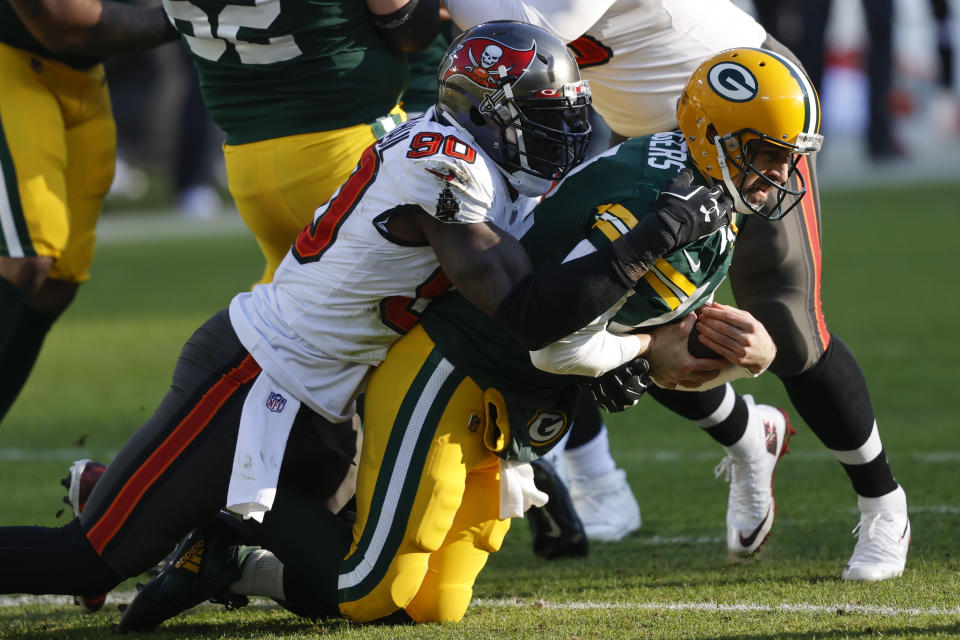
left=713, top=135, right=753, bottom=216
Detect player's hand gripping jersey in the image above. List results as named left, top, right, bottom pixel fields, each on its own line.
left=229, top=107, right=534, bottom=423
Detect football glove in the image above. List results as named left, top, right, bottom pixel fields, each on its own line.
left=652, top=169, right=733, bottom=248
left=579, top=357, right=651, bottom=413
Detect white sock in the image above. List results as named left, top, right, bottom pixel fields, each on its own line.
left=858, top=485, right=907, bottom=514
left=721, top=399, right=764, bottom=460
left=695, top=384, right=736, bottom=427
left=229, top=549, right=285, bottom=600
left=564, top=425, right=617, bottom=481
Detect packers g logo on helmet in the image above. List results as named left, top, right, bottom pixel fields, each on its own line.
left=707, top=62, right=758, bottom=103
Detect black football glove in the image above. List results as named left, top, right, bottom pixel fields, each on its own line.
left=652, top=169, right=733, bottom=249
left=609, top=169, right=734, bottom=282
left=579, top=357, right=651, bottom=413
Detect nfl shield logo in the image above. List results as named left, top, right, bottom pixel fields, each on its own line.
left=266, top=392, right=286, bottom=413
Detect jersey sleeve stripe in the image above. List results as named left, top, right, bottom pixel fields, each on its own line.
left=642, top=270, right=681, bottom=310
left=591, top=203, right=639, bottom=241
left=654, top=258, right=698, bottom=295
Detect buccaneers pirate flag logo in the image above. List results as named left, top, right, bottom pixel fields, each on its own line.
left=442, top=37, right=536, bottom=105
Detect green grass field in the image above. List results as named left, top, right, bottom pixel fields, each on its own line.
left=1, top=182, right=959, bottom=639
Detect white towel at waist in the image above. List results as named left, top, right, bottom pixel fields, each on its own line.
left=226, top=371, right=301, bottom=523
left=498, top=459, right=548, bottom=519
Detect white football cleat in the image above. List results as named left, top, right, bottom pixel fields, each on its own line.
left=842, top=489, right=910, bottom=581
left=569, top=468, right=641, bottom=542
left=715, top=397, right=795, bottom=559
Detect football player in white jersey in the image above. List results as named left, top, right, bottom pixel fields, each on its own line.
left=446, top=0, right=910, bottom=582
left=0, top=21, right=734, bottom=627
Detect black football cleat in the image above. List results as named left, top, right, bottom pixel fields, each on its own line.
left=116, top=511, right=250, bottom=632
left=61, top=459, right=109, bottom=613
left=527, top=458, right=589, bottom=560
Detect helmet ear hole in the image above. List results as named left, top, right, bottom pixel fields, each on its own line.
left=469, top=106, right=486, bottom=127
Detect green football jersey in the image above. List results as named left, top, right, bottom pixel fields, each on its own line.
left=420, top=131, right=742, bottom=462
left=0, top=0, right=131, bottom=69
left=163, top=0, right=408, bottom=144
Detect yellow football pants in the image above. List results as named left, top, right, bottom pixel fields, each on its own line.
left=0, top=43, right=115, bottom=282
left=223, top=106, right=405, bottom=285
left=338, top=325, right=511, bottom=623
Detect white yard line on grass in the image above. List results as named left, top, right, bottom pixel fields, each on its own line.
left=3, top=448, right=958, bottom=463
left=97, top=210, right=248, bottom=246
left=473, top=598, right=960, bottom=617
left=3, top=594, right=958, bottom=617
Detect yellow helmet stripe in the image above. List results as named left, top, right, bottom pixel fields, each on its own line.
left=745, top=47, right=820, bottom=137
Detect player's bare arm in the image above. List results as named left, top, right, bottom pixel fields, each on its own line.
left=407, top=210, right=533, bottom=316
left=9, top=0, right=177, bottom=56
left=693, top=302, right=776, bottom=375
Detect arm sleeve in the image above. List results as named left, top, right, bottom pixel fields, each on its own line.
left=493, top=241, right=638, bottom=350
left=369, top=0, right=440, bottom=53
left=443, top=0, right=615, bottom=43
left=529, top=297, right=644, bottom=377
left=493, top=213, right=671, bottom=350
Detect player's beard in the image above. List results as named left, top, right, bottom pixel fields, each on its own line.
left=743, top=185, right=768, bottom=208
left=743, top=178, right=786, bottom=209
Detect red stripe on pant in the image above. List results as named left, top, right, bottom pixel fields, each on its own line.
left=86, top=355, right=261, bottom=554
left=795, top=156, right=830, bottom=352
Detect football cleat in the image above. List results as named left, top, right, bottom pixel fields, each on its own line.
left=569, top=469, right=641, bottom=542
left=61, top=459, right=107, bottom=518
left=116, top=511, right=250, bottom=632
left=527, top=458, right=589, bottom=560
left=60, top=459, right=108, bottom=613
left=842, top=490, right=910, bottom=581
left=715, top=398, right=794, bottom=559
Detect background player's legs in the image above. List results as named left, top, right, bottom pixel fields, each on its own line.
left=0, top=49, right=115, bottom=421
left=560, top=391, right=640, bottom=542
left=224, top=111, right=403, bottom=286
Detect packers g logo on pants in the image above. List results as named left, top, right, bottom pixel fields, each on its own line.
left=527, top=410, right=568, bottom=447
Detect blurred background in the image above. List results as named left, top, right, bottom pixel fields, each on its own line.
left=102, top=0, right=960, bottom=223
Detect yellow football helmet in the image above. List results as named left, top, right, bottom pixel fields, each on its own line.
left=676, top=48, right=824, bottom=220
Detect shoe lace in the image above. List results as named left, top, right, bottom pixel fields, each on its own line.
left=714, top=456, right=734, bottom=482
left=849, top=511, right=907, bottom=565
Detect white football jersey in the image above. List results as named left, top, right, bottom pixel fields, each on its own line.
left=230, top=107, right=531, bottom=423
left=444, top=0, right=767, bottom=136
